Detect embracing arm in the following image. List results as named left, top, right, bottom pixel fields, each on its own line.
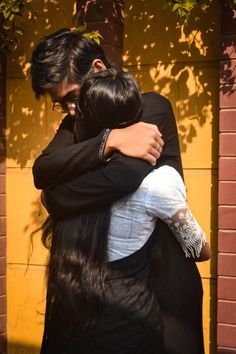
left=44, top=152, right=153, bottom=218
left=44, top=93, right=177, bottom=217
left=33, top=115, right=104, bottom=189
left=33, top=115, right=162, bottom=189
left=145, top=166, right=211, bottom=261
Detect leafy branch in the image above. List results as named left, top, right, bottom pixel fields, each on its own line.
left=166, top=0, right=236, bottom=18
left=71, top=10, right=103, bottom=44
left=1, top=0, right=235, bottom=55
left=0, top=0, right=32, bottom=55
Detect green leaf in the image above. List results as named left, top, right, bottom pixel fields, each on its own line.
left=3, top=8, right=11, bottom=19
left=76, top=25, right=86, bottom=33
left=83, top=30, right=103, bottom=44
left=173, top=3, right=181, bottom=11
left=12, top=4, right=20, bottom=12
left=3, top=24, right=11, bottom=30
left=14, top=28, right=24, bottom=35
left=9, top=12, right=14, bottom=21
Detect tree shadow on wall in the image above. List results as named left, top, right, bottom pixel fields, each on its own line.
left=6, top=0, right=74, bottom=169
left=123, top=0, right=224, bottom=158
left=8, top=341, right=40, bottom=354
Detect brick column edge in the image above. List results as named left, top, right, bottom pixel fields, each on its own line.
left=0, top=53, right=7, bottom=354
left=76, top=0, right=124, bottom=69
left=218, top=1, right=236, bottom=353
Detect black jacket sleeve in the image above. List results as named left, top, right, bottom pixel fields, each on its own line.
left=32, top=115, right=103, bottom=189
left=43, top=93, right=183, bottom=218
left=44, top=152, right=152, bottom=218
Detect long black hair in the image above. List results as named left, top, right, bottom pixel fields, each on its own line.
left=42, top=69, right=142, bottom=337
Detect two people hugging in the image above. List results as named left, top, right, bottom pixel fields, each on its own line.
left=31, top=29, right=211, bottom=354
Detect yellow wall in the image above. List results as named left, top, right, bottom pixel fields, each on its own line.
left=123, top=1, right=219, bottom=353
left=6, top=1, right=76, bottom=352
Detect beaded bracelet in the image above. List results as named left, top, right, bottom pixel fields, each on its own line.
left=98, top=128, right=111, bottom=161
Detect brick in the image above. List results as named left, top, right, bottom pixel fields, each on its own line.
left=0, top=315, right=6, bottom=334
left=86, top=21, right=123, bottom=47
left=0, top=97, right=6, bottom=117
left=219, top=231, right=236, bottom=253
left=0, top=296, right=6, bottom=316
left=0, top=219, right=5, bottom=237
left=78, top=0, right=124, bottom=25
left=0, top=117, right=5, bottom=137
left=0, top=176, right=5, bottom=195
left=0, top=238, right=5, bottom=258
left=218, top=300, right=236, bottom=324
left=220, top=134, right=236, bottom=156
left=221, top=2, right=236, bottom=35
left=0, top=196, right=5, bottom=217
left=221, top=35, right=236, bottom=60
left=0, top=56, right=6, bottom=76
left=220, top=60, right=236, bottom=85
left=218, top=277, right=236, bottom=301
left=218, top=254, right=236, bottom=276
left=0, top=160, right=5, bottom=175
left=0, top=259, right=5, bottom=277
left=0, top=333, right=7, bottom=354
left=0, top=79, right=5, bottom=99
left=0, top=138, right=5, bottom=157
left=219, top=158, right=236, bottom=180
left=220, top=85, right=236, bottom=109
left=219, top=182, right=236, bottom=204
left=0, top=277, right=6, bottom=296
left=220, top=110, right=236, bottom=131
left=219, top=206, right=236, bottom=229
left=218, top=347, right=236, bottom=353
left=102, top=44, right=123, bottom=69
left=218, top=323, right=236, bottom=348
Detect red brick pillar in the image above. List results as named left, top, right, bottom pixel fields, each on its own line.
left=77, top=0, right=124, bottom=69
left=0, top=54, right=7, bottom=354
left=218, top=2, right=236, bottom=352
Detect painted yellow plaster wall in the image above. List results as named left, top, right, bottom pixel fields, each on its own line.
left=6, top=1, right=76, bottom=352
left=123, top=1, right=219, bottom=353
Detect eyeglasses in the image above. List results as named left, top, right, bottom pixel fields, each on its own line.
left=52, top=90, right=80, bottom=114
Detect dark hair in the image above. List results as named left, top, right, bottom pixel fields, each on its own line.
left=42, top=69, right=142, bottom=337
left=31, top=28, right=111, bottom=98
left=78, top=68, right=142, bottom=140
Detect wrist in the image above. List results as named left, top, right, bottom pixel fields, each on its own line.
left=103, top=129, right=119, bottom=157
left=98, top=129, right=111, bottom=160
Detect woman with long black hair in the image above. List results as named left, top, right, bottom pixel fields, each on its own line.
left=38, top=69, right=210, bottom=354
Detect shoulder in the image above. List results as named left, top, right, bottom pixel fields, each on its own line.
left=143, top=166, right=187, bottom=218
left=58, top=114, right=75, bottom=132
left=141, top=91, right=172, bottom=111
left=143, top=166, right=185, bottom=198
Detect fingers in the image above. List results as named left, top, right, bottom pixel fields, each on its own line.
left=152, top=142, right=163, bottom=154
left=144, top=152, right=159, bottom=166
left=156, top=135, right=164, bottom=148
left=143, top=147, right=161, bottom=165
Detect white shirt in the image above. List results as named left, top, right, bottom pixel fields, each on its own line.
left=108, top=165, right=206, bottom=261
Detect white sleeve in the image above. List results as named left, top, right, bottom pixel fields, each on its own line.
left=145, top=166, right=207, bottom=258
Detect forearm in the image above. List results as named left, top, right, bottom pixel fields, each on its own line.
left=32, top=114, right=105, bottom=189
left=33, top=133, right=102, bottom=189
left=44, top=153, right=153, bottom=219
